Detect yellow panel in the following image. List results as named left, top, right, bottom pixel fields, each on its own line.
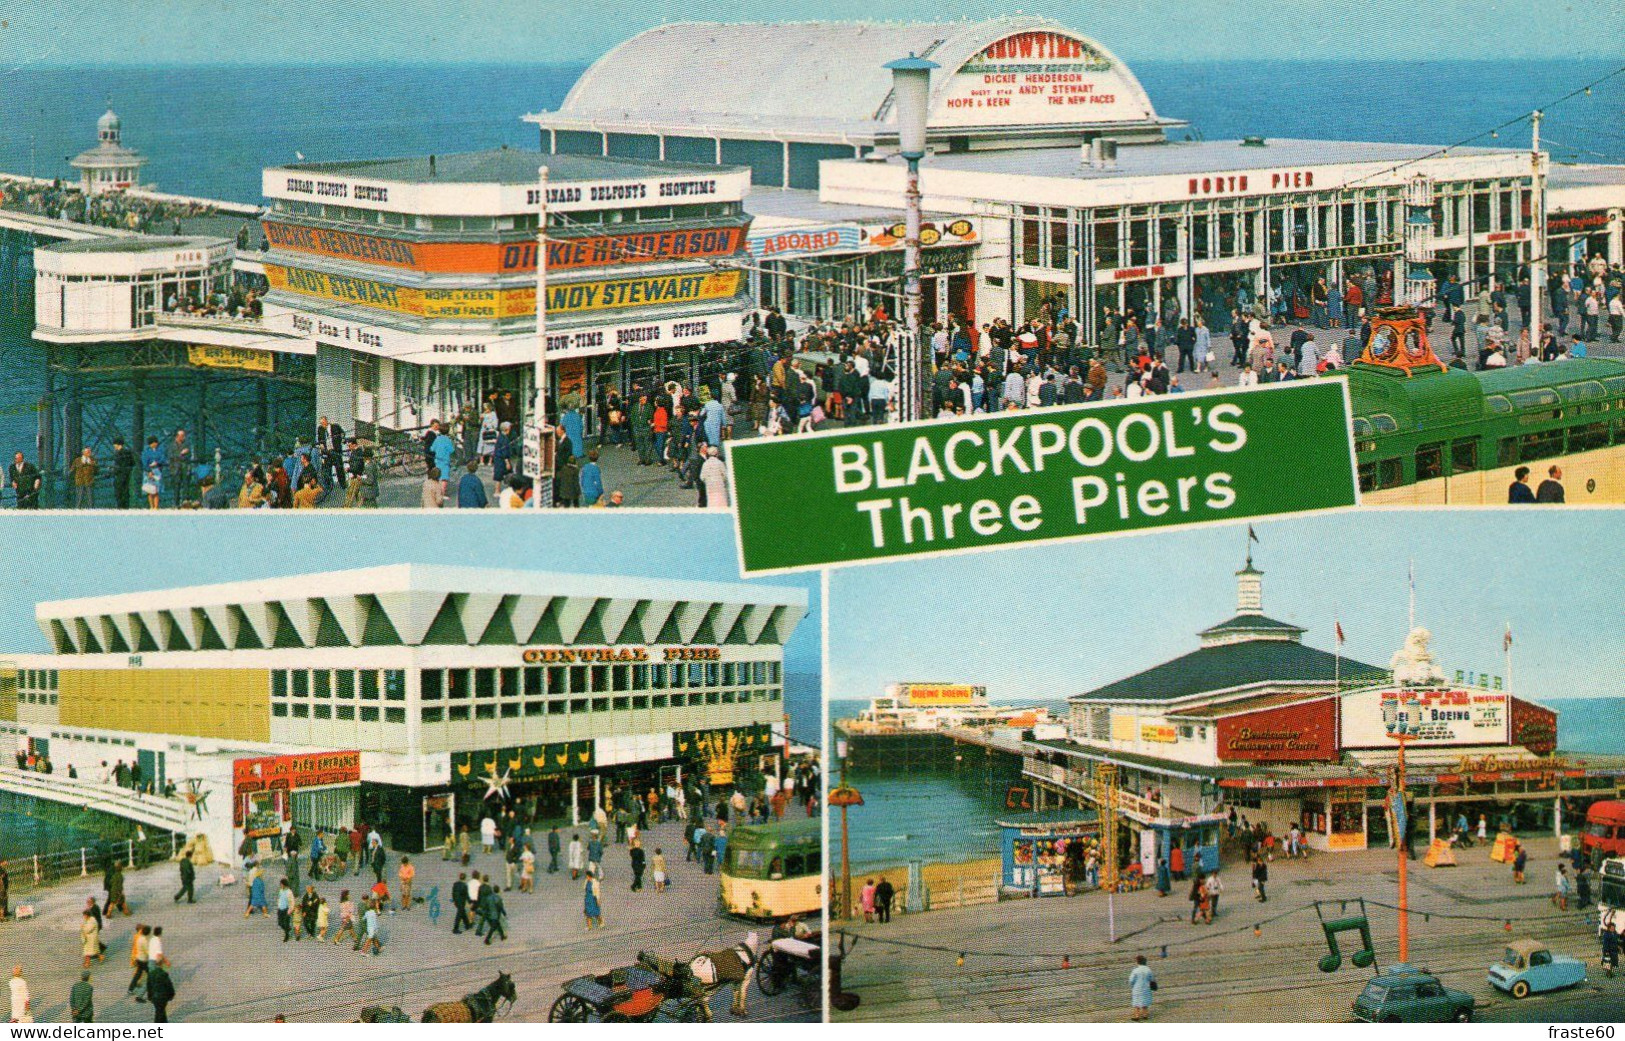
left=59, top=669, right=269, bottom=742
left=1110, top=712, right=1136, bottom=742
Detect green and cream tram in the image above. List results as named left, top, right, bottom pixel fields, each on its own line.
left=1340, top=310, right=1625, bottom=505
left=718, top=816, right=822, bottom=921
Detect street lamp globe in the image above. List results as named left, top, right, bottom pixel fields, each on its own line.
left=884, top=54, right=938, bottom=159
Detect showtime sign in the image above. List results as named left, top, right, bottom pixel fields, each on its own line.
left=1217, top=698, right=1338, bottom=763
left=941, top=30, right=1141, bottom=127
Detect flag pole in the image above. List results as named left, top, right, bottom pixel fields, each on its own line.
left=1504, top=623, right=1513, bottom=696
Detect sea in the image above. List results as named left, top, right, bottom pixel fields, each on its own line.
left=1, top=59, right=1623, bottom=474
left=831, top=696, right=1625, bottom=872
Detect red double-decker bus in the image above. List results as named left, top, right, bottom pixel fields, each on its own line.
left=1583, top=801, right=1625, bottom=859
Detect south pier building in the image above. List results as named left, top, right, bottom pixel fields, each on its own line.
left=1017, top=552, right=1624, bottom=873
left=0, top=565, right=806, bottom=863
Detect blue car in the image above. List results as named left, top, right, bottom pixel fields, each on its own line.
left=1488, top=940, right=1587, bottom=999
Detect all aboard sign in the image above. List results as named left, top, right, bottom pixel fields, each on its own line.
left=938, top=30, right=1151, bottom=127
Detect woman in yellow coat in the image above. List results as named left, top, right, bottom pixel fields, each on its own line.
left=80, top=910, right=104, bottom=969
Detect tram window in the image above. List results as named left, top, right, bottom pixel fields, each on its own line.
left=445, top=670, right=467, bottom=699
left=1518, top=429, right=1564, bottom=460
left=292, top=670, right=309, bottom=697
left=292, top=703, right=309, bottom=719
left=706, top=692, right=721, bottom=706
left=612, top=697, right=629, bottom=711
left=272, top=671, right=287, bottom=697
left=474, top=704, right=495, bottom=720
left=570, top=665, right=588, bottom=691
left=633, top=695, right=649, bottom=710
left=590, top=666, right=609, bottom=693
left=633, top=664, right=649, bottom=688
left=1615, top=420, right=1625, bottom=445
left=272, top=703, right=288, bottom=718
left=524, top=668, right=542, bottom=697
left=500, top=703, right=519, bottom=719
left=653, top=694, right=669, bottom=708
left=1557, top=381, right=1606, bottom=402
left=446, top=705, right=467, bottom=721
left=385, top=671, right=406, bottom=700
left=314, top=704, right=331, bottom=720
left=360, top=671, right=379, bottom=699
left=612, top=665, right=629, bottom=692
left=1510, top=389, right=1560, bottom=410
left=337, top=706, right=355, bottom=721
left=1450, top=440, right=1478, bottom=474
left=1370, top=414, right=1399, bottom=435
left=336, top=671, right=354, bottom=699
left=314, top=671, right=330, bottom=698
left=548, top=666, right=567, bottom=693
left=669, top=665, right=684, bottom=689
left=421, top=708, right=442, bottom=724
left=770, top=688, right=783, bottom=702
left=498, top=668, right=517, bottom=697
left=722, top=691, right=736, bottom=704
left=771, top=856, right=788, bottom=879
left=720, top=663, right=734, bottom=685
left=1358, top=459, right=1403, bottom=491
left=770, top=662, right=782, bottom=683
left=1569, top=422, right=1609, bottom=452
left=705, top=663, right=720, bottom=685
left=524, top=702, right=544, bottom=717
left=475, top=669, right=495, bottom=698
left=1415, top=444, right=1444, bottom=481
left=1485, top=395, right=1512, bottom=415
left=688, top=663, right=705, bottom=686
left=591, top=698, right=609, bottom=713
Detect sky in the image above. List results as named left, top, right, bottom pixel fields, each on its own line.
left=828, top=511, right=1625, bottom=705
left=0, top=512, right=822, bottom=679
left=0, top=0, right=1614, bottom=66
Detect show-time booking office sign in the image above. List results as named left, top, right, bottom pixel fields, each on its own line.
left=729, top=380, right=1358, bottom=573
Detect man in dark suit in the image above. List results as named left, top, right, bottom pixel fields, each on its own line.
left=315, top=416, right=346, bottom=490
left=9, top=451, right=41, bottom=509
left=111, top=436, right=137, bottom=510
left=450, top=872, right=470, bottom=934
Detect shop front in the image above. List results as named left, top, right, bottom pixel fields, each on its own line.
left=998, top=810, right=1099, bottom=897
left=1549, top=210, right=1614, bottom=269
left=232, top=750, right=362, bottom=858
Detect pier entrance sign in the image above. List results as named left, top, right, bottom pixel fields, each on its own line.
left=729, top=380, right=1358, bottom=574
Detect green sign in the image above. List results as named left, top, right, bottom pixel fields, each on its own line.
left=729, top=380, right=1358, bottom=574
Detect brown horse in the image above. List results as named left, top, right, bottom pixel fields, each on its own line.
left=420, top=972, right=517, bottom=1023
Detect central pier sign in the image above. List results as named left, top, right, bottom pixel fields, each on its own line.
left=729, top=380, right=1358, bottom=573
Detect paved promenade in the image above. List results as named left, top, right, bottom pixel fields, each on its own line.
left=0, top=815, right=815, bottom=1023
left=834, top=834, right=1625, bottom=1022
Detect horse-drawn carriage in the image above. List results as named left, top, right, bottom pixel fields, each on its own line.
left=549, top=934, right=761, bottom=1023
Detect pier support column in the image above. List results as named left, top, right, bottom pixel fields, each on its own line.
left=130, top=373, right=146, bottom=451
left=64, top=345, right=83, bottom=463
left=39, top=360, right=56, bottom=505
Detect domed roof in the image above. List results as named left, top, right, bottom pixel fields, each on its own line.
left=98, top=108, right=121, bottom=134
left=549, top=18, right=1165, bottom=141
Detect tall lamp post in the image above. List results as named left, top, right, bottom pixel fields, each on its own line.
left=529, top=165, right=555, bottom=508
left=829, top=737, right=864, bottom=921
left=884, top=53, right=938, bottom=423
left=1385, top=695, right=1417, bottom=963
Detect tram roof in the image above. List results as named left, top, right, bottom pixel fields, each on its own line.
left=1344, top=357, right=1625, bottom=428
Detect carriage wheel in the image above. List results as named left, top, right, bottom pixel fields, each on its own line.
left=550, top=995, right=591, bottom=1022
left=756, top=952, right=785, bottom=997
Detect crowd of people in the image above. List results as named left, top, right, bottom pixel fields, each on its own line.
left=2, top=755, right=818, bottom=1023
left=0, top=178, right=222, bottom=236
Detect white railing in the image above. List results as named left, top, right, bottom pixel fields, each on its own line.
left=155, top=310, right=267, bottom=329
left=0, top=766, right=191, bottom=831
left=1, top=832, right=180, bottom=893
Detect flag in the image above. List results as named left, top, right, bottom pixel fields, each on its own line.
left=1335, top=620, right=1345, bottom=645
left=1247, top=525, right=1259, bottom=544
left=1503, top=625, right=1513, bottom=652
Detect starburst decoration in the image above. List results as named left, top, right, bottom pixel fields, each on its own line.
left=480, top=767, right=512, bottom=802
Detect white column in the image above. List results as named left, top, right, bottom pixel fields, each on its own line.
left=1609, top=211, right=1623, bottom=266
left=1555, top=797, right=1563, bottom=840
left=1428, top=802, right=1437, bottom=843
